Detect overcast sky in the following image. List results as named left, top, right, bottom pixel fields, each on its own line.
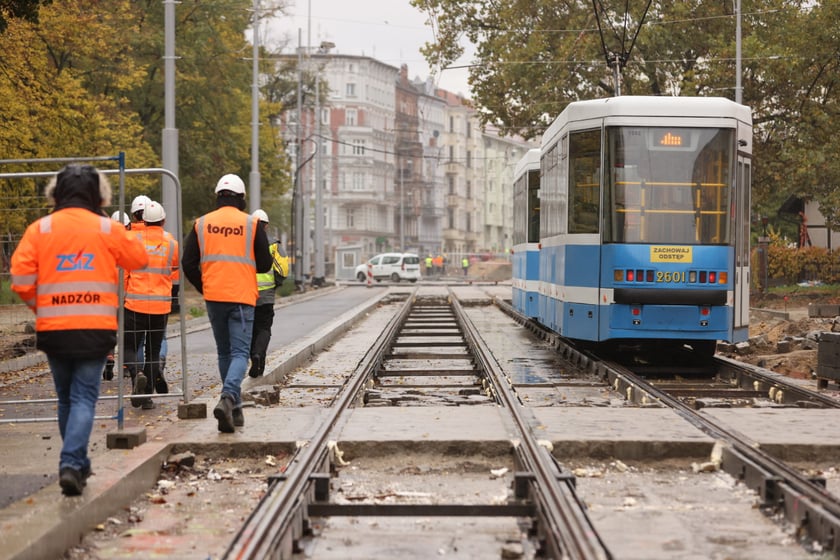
left=263, top=0, right=473, bottom=97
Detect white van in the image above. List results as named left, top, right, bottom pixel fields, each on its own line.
left=355, top=253, right=421, bottom=283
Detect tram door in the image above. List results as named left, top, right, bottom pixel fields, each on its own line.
left=734, top=156, right=751, bottom=331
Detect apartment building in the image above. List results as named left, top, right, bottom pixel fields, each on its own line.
left=279, top=52, right=534, bottom=270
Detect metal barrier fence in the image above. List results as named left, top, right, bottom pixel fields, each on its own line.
left=0, top=155, right=189, bottom=430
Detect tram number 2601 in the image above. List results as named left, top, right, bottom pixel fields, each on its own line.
left=656, top=271, right=686, bottom=283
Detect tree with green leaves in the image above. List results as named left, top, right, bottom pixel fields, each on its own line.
left=412, top=0, right=840, bottom=240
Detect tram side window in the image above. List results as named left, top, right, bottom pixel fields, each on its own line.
left=568, top=130, right=601, bottom=234
left=527, top=169, right=540, bottom=243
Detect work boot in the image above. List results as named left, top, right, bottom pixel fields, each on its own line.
left=131, top=373, right=147, bottom=408
left=141, top=399, right=156, bottom=410
left=154, top=376, right=169, bottom=394
left=232, top=406, right=244, bottom=428
left=103, top=354, right=115, bottom=380
left=248, top=356, right=262, bottom=378
left=213, top=394, right=235, bottom=433
left=59, top=467, right=84, bottom=497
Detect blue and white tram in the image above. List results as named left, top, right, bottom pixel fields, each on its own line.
left=537, top=96, right=752, bottom=355
left=512, top=148, right=541, bottom=318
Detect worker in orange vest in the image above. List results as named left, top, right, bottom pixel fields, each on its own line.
left=181, top=174, right=272, bottom=432
left=10, top=164, right=148, bottom=496
left=124, top=201, right=180, bottom=409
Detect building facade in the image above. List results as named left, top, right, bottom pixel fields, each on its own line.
left=279, top=53, right=535, bottom=274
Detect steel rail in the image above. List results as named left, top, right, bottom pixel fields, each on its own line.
left=496, top=294, right=840, bottom=552
left=223, top=292, right=416, bottom=559
left=598, top=357, right=840, bottom=552
left=451, top=291, right=612, bottom=559
left=714, top=355, right=840, bottom=409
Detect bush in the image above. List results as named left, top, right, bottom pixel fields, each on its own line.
left=763, top=245, right=840, bottom=285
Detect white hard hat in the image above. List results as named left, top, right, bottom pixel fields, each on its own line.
left=130, top=195, right=151, bottom=215
left=143, top=201, right=166, bottom=223
left=215, top=174, right=246, bottom=195
left=252, top=209, right=269, bottom=223
left=111, top=210, right=130, bottom=226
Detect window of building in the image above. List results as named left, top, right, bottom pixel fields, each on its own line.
left=466, top=180, right=471, bottom=199
left=466, top=122, right=471, bottom=138
left=321, top=108, right=330, bottom=125
left=352, top=139, right=365, bottom=155
left=346, top=208, right=356, bottom=228
left=352, top=171, right=365, bottom=191
left=346, top=109, right=357, bottom=126
left=449, top=145, right=454, bottom=162
left=346, top=83, right=356, bottom=97
left=466, top=213, right=471, bottom=232
left=466, top=151, right=471, bottom=168
left=449, top=116, right=454, bottom=133
left=448, top=174, right=455, bottom=195
left=448, top=207, right=455, bottom=229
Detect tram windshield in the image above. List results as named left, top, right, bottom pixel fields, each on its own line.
left=604, top=127, right=735, bottom=245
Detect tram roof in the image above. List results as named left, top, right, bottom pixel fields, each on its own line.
left=513, top=148, right=540, bottom=181
left=541, top=96, right=752, bottom=149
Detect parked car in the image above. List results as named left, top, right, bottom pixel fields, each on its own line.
left=355, top=253, right=421, bottom=283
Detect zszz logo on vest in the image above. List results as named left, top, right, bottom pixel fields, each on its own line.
left=206, top=224, right=244, bottom=237
left=56, top=252, right=95, bottom=271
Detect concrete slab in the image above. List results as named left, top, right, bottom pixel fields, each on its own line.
left=705, top=408, right=840, bottom=461
left=533, top=408, right=716, bottom=460
left=336, top=407, right=515, bottom=458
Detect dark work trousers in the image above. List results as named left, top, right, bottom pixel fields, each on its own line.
left=249, top=303, right=275, bottom=377
left=123, top=308, right=169, bottom=394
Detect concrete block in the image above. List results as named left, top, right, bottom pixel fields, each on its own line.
left=809, top=304, right=840, bottom=318
left=177, top=402, right=207, bottom=419
left=106, top=427, right=147, bottom=449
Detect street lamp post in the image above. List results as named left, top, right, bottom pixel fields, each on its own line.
left=399, top=153, right=404, bottom=251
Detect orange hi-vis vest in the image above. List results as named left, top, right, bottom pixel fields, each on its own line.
left=125, top=225, right=180, bottom=315
left=196, top=206, right=259, bottom=306
left=10, top=208, right=148, bottom=334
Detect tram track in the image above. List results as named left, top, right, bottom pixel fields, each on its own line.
left=225, top=290, right=610, bottom=560
left=497, top=296, right=840, bottom=554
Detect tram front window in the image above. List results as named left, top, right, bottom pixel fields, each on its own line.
left=605, top=127, right=735, bottom=245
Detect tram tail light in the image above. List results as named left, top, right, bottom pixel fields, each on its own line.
left=700, top=307, right=710, bottom=316
left=614, top=270, right=624, bottom=282
left=636, top=269, right=644, bottom=282
left=631, top=307, right=641, bottom=316
left=626, top=270, right=635, bottom=282
left=646, top=270, right=654, bottom=282
left=708, top=271, right=716, bottom=283
left=718, top=272, right=728, bottom=284
left=699, top=271, right=707, bottom=283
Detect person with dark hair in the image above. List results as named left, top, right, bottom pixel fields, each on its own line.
left=181, top=174, right=272, bottom=432
left=10, top=164, right=148, bottom=496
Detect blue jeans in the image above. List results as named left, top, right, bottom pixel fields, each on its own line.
left=206, top=301, right=254, bottom=407
left=47, top=355, right=107, bottom=473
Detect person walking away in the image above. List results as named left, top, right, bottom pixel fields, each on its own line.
left=425, top=255, right=432, bottom=277
left=181, top=174, right=272, bottom=432
left=124, top=201, right=179, bottom=409
left=248, top=209, right=289, bottom=379
left=103, top=210, right=132, bottom=380
left=10, top=164, right=148, bottom=496
left=462, top=255, right=469, bottom=277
